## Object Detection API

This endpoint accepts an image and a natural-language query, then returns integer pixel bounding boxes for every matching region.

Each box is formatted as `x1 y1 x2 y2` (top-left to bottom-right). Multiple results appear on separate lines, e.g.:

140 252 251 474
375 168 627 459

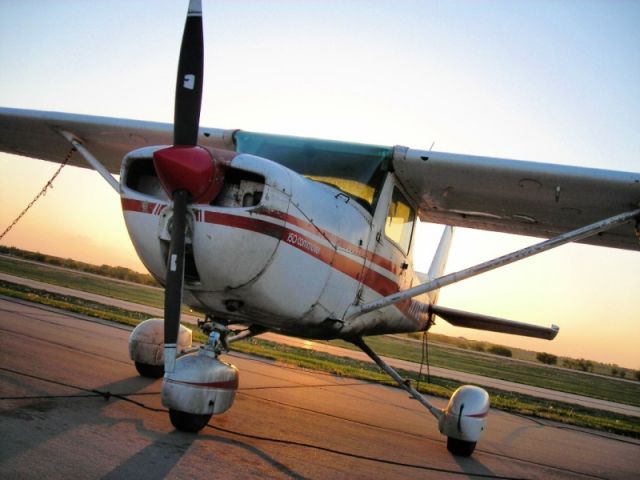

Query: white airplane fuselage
120 146 433 339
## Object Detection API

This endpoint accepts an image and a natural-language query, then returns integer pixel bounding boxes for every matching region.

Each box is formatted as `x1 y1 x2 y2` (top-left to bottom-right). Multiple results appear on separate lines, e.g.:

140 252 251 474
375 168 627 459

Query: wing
0 108 231 174
394 148 640 251
3 108 639 250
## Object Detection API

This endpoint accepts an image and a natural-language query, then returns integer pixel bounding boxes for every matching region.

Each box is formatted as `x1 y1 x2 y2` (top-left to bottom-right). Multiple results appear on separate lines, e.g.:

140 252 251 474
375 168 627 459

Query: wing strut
348 208 640 320
59 130 119 192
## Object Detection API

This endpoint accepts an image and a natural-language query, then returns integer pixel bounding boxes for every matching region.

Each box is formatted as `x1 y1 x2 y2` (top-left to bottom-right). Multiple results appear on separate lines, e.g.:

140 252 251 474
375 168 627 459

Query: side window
384 187 416 253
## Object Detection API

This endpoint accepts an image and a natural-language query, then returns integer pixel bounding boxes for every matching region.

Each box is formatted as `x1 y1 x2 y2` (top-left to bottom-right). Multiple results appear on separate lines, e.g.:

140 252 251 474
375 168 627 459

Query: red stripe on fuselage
121 200 429 323
202 211 285 240
200 210 368 286
121 198 160 214
199 210 414 316
259 210 401 276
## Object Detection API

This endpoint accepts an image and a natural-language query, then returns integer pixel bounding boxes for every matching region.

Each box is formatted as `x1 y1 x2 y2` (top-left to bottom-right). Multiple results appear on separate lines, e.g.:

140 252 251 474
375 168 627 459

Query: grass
407 331 635 378
0 279 151 327
0 256 164 309
324 336 640 407
3 254 640 405
1 278 639 439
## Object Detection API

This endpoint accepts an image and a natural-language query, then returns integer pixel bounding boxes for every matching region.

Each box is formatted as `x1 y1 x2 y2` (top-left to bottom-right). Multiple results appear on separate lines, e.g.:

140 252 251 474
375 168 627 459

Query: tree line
0 245 159 287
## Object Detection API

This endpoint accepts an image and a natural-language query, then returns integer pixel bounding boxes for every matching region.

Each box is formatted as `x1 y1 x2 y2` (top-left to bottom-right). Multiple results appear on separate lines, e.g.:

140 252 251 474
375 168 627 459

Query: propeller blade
174 0 204 146
161 1 214 372
164 189 189 373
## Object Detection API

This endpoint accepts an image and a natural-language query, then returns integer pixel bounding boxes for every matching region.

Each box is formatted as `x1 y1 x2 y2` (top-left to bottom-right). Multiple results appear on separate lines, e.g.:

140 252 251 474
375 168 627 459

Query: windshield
235 131 392 212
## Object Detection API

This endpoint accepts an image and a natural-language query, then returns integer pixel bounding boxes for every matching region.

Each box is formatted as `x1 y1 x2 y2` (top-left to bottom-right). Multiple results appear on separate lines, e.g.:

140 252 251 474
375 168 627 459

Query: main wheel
447 437 476 457
169 409 212 433
134 362 164 379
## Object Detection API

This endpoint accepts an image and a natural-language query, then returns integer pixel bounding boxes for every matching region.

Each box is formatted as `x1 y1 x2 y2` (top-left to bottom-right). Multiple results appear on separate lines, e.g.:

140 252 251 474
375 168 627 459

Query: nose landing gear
162 324 239 433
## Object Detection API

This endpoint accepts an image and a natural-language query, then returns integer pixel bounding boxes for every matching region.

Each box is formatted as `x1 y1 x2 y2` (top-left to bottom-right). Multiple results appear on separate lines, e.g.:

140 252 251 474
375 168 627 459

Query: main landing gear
128 318 193 379
351 337 489 457
130 319 488 455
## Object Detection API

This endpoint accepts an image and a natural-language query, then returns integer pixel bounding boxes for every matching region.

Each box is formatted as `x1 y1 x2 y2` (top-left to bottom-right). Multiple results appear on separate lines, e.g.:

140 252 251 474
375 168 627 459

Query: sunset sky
1 1 638 368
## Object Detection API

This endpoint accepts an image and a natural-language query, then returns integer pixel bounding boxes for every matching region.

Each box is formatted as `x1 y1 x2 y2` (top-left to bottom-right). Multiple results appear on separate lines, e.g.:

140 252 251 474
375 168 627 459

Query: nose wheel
169 409 212 433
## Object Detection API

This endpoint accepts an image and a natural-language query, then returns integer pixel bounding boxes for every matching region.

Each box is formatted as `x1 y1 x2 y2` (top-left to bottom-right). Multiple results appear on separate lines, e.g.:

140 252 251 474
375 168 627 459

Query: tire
134 362 164 379
169 409 212 433
447 437 476 457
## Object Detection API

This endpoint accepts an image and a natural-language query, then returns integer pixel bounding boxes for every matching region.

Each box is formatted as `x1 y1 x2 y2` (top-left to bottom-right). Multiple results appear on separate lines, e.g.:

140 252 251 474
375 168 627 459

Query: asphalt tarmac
3 271 637 418
1 298 638 479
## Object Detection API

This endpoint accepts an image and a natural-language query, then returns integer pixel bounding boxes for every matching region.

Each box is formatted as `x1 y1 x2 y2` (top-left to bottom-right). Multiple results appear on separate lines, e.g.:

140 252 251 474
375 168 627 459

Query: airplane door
361 176 417 302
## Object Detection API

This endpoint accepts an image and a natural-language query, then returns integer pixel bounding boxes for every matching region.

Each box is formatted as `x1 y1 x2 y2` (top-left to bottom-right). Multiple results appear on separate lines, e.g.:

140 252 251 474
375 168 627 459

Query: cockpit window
303 175 377 207
234 131 392 212
385 187 415 254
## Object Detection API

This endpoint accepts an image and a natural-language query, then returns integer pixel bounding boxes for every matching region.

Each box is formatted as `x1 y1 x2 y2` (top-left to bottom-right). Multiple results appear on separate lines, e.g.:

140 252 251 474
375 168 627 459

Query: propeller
152 0 225 373
174 0 204 146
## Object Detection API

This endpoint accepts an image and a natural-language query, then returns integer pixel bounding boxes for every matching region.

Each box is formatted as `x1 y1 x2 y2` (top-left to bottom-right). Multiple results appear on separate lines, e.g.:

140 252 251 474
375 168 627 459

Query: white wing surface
0 108 231 174
394 148 640 251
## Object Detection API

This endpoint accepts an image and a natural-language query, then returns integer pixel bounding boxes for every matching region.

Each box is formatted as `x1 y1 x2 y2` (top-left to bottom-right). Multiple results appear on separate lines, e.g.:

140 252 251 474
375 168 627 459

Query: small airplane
0 0 638 457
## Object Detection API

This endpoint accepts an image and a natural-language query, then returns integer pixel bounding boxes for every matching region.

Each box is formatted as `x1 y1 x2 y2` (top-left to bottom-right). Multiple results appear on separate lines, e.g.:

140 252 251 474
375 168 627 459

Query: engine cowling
438 385 489 444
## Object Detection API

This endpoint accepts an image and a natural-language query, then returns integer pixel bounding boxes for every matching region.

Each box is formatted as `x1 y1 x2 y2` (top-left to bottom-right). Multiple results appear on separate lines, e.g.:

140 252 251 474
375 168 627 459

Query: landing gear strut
351 337 489 457
351 337 443 418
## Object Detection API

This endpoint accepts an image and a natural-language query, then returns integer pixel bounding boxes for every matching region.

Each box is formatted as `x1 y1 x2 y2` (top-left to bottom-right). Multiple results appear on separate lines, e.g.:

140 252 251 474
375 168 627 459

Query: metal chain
416 330 431 392
0 146 76 241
